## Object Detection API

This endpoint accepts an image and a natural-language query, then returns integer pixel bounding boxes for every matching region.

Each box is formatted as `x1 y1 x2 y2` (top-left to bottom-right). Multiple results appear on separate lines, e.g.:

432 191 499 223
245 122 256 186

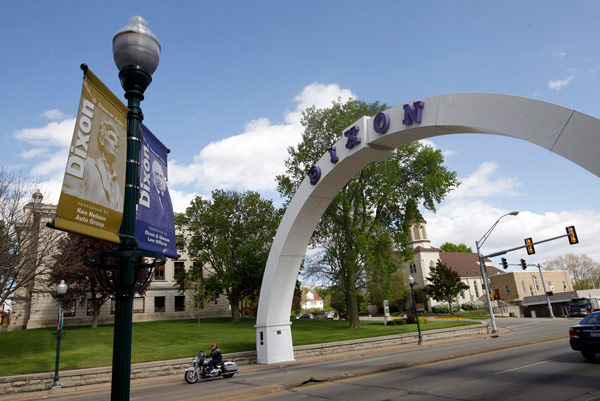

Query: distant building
397 216 504 310
489 270 574 303
301 289 324 311
8 192 230 331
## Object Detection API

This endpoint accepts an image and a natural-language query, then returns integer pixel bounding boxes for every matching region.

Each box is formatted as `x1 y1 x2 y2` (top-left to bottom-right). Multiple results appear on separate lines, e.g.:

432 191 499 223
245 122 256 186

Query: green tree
277 99 459 327
178 189 281 323
543 253 600 290
440 242 473 253
424 260 469 314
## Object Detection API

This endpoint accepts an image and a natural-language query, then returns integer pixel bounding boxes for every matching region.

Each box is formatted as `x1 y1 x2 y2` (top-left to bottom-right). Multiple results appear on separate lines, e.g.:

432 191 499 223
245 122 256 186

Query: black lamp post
408 275 423 345
51 280 68 390
110 16 160 401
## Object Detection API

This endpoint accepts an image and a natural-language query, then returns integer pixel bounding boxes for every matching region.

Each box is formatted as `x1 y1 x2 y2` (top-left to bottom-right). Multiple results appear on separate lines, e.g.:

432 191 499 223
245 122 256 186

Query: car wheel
223 373 234 378
581 351 596 361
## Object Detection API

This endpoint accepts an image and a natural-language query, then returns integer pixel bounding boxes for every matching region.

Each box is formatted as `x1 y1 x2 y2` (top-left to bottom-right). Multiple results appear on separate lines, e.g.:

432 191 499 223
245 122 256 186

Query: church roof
439 252 504 278
414 246 441 252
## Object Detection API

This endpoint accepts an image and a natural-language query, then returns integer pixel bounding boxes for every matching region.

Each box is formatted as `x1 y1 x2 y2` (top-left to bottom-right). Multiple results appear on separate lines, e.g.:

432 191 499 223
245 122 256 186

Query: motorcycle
184 349 239 383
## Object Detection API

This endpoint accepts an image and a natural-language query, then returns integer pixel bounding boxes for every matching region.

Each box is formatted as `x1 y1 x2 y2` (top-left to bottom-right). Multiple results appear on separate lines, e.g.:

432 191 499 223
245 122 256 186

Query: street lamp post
51 280 68 390
110 16 160 401
475 211 519 334
408 275 424 345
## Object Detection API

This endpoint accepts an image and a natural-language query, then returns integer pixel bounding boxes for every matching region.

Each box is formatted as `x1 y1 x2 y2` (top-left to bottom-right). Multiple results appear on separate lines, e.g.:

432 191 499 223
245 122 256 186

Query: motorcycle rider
208 342 222 375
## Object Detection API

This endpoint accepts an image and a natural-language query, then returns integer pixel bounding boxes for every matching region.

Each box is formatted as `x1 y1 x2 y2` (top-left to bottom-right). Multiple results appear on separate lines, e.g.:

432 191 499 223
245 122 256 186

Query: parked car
296 313 315 319
315 312 335 320
569 311 600 361
569 297 600 317
338 311 348 320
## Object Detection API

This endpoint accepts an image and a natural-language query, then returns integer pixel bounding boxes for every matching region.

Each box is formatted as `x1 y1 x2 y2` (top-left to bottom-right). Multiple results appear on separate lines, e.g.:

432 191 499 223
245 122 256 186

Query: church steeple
408 211 431 249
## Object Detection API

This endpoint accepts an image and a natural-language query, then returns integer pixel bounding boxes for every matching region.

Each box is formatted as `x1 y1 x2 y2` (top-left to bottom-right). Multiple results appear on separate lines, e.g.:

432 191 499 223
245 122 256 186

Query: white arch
255 93 600 363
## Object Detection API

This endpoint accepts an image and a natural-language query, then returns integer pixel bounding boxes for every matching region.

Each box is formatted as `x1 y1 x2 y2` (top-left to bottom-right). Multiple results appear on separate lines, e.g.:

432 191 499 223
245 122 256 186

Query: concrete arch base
255 93 600 364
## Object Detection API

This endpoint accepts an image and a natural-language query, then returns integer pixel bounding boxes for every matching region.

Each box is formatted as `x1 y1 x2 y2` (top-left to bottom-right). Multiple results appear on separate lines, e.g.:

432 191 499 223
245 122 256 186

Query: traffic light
566 226 579 245
520 259 527 270
501 257 508 269
524 237 535 255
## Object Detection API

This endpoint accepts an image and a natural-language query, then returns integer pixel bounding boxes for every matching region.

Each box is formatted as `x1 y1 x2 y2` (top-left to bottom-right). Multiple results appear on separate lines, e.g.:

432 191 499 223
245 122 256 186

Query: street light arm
476 211 519 249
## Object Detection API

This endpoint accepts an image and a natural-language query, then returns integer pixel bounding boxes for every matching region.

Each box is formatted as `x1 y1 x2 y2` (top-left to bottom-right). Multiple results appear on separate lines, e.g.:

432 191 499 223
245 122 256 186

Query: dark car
569 311 600 360
338 311 348 320
296 313 314 319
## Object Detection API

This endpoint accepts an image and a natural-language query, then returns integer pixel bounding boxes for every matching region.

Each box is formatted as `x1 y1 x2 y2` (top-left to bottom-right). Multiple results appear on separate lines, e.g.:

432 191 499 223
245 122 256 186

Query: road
20 317 598 401
254 339 600 401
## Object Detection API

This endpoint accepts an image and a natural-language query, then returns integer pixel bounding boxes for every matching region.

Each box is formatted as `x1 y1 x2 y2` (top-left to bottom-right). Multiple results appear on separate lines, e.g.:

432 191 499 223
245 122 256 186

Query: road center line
494 360 550 375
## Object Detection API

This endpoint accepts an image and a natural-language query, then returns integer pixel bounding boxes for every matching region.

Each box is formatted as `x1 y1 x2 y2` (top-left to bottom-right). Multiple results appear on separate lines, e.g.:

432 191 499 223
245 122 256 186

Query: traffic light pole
481 232 573 259
537 263 555 318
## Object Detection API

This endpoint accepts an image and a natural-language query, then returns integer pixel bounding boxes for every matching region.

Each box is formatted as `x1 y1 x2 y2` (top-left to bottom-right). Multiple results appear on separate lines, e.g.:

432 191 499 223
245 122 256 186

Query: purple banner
135 124 179 258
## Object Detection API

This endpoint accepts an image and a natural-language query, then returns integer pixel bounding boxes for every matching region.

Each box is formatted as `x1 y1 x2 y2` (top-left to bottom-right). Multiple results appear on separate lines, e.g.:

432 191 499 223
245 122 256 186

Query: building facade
402 217 504 309
301 289 324 311
8 192 230 331
489 270 574 303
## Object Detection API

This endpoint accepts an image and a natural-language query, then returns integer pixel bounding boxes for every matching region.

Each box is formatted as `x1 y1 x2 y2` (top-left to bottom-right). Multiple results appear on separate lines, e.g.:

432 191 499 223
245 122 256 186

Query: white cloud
421 162 600 270
553 51 567 59
446 161 519 201
168 82 356 196
41 109 70 120
424 201 600 268
12 118 74 178
547 75 574 90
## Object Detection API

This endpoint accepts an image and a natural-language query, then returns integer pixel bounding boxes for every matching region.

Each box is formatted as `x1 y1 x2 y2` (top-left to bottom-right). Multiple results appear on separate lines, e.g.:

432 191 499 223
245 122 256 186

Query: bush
432 304 449 313
387 318 407 325
461 300 485 310
406 315 429 324
431 303 460 314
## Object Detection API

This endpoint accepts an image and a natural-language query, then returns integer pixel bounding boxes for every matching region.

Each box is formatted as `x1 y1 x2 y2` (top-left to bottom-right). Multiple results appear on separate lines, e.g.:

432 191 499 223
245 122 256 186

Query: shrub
461 300 485 310
432 304 449 313
388 318 407 325
406 315 429 324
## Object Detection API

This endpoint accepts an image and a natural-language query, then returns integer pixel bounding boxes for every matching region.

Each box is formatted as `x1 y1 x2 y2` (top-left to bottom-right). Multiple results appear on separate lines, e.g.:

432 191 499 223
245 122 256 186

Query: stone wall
0 323 488 395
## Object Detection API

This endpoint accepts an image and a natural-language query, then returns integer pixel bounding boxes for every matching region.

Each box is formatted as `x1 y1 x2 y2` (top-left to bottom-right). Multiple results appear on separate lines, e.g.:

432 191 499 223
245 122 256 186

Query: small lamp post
408 275 424 345
475 211 519 333
51 280 68 390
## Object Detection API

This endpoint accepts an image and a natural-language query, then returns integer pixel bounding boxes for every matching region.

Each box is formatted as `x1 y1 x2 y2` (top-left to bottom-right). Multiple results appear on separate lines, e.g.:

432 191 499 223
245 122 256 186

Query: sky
2 1 600 273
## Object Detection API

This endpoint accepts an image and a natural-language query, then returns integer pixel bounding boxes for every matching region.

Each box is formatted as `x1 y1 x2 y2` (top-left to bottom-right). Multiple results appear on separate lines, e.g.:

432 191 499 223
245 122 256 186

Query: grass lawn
0 317 477 377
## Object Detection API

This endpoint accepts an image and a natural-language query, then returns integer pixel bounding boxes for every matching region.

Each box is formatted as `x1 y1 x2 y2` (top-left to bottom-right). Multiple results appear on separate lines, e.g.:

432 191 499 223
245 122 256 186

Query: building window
176 235 184 251
63 299 76 317
193 260 204 280
409 263 417 274
474 282 479 298
175 296 185 312
522 280 527 293
505 284 511 295
174 261 185 277
563 281 568 291
133 297 145 313
529 284 534 296
533 276 540 292
155 265 165 281
112 298 144 314
430 261 435 268
86 300 95 316
154 296 165 312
